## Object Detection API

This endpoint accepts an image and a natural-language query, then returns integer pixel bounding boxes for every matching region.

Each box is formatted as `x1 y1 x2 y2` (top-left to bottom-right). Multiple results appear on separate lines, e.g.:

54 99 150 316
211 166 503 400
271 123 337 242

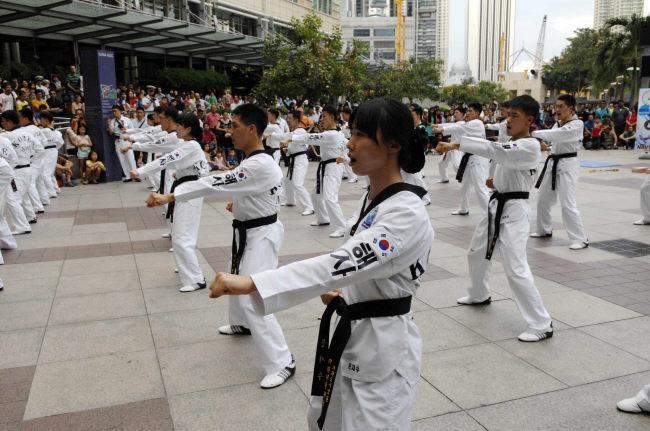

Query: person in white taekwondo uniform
0 155 17 291
437 95 553 342
434 102 490 216
107 105 136 182
263 108 283 164
0 123 31 235
206 98 433 431
338 106 358 184
18 108 47 213
634 176 650 225
437 107 466 183
145 104 295 389
123 107 167 193
0 110 42 225
125 112 208 292
269 109 314 216
486 101 510 177
283 106 347 238
529 94 589 250
37 112 64 200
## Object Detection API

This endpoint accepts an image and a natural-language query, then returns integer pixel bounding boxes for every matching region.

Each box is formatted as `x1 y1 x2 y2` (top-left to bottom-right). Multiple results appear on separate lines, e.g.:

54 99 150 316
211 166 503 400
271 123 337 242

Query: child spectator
590 118 603 150
225 148 238 169
212 149 228 171
66 124 92 177
201 123 217 148
83 151 105 184
56 154 75 187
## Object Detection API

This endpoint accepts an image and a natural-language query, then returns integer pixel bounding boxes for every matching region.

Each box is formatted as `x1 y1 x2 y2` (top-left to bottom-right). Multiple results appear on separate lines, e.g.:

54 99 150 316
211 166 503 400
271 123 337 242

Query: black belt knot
230 213 278 275
455 153 472 182
287 151 308 179
485 191 529 260
15 164 30 169
316 158 337 194
165 175 199 222
534 152 577 191
44 145 56 150
311 295 412 429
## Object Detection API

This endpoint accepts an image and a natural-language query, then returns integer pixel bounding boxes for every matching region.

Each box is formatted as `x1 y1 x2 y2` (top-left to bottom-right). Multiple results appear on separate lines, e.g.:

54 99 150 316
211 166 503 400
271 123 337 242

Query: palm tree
595 14 650 104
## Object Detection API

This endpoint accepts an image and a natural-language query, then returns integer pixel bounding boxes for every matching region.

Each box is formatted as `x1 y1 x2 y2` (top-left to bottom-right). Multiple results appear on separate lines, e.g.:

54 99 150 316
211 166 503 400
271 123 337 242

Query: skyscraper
416 0 449 76
594 0 644 29
465 0 516 82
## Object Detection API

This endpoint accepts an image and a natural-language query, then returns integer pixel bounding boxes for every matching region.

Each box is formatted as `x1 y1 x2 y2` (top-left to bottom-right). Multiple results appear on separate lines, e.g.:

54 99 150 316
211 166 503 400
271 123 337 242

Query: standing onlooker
206 104 220 136
66 124 92 177
612 101 630 138
0 83 16 112
65 64 83 104
201 123 216 148
626 105 637 132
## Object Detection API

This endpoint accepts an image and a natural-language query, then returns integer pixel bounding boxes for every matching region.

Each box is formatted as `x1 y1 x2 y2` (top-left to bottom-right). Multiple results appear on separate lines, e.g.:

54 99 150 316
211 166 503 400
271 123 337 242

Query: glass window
374 28 395 37
353 29 371 37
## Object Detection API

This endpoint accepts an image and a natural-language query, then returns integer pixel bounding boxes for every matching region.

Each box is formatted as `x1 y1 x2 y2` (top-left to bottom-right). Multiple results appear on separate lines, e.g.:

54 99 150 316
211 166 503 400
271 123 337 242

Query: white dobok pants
284 154 313 211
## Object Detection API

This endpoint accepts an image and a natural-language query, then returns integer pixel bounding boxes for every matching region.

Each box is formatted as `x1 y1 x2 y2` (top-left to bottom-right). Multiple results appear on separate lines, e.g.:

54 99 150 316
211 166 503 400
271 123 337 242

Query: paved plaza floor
1 149 650 430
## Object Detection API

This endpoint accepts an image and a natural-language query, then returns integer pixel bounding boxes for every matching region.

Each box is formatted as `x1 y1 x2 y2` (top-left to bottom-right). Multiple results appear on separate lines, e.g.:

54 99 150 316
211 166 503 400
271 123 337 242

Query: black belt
316 158 337 194
486 191 529 260
165 175 199 222
158 169 165 194
44 145 56 150
534 152 577 191
15 164 30 169
312 295 412 429
287 151 307 179
230 213 278 275
455 153 472 182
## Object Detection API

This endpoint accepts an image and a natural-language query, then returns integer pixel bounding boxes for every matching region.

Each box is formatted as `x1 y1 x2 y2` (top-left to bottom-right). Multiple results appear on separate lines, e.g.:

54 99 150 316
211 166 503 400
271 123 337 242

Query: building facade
341 0 448 73
594 0 644 29
465 0 515 82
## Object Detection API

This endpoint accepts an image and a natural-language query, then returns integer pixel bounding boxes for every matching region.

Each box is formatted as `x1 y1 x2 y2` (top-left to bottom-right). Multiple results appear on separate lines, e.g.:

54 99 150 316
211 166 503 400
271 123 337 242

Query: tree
542 28 599 94
158 68 229 93
594 14 650 103
440 79 509 106
252 13 368 104
367 58 442 102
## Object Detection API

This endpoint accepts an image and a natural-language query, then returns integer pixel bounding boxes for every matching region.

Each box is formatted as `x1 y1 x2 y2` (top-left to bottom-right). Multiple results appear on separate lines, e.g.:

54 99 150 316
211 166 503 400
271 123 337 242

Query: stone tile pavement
1 149 650 430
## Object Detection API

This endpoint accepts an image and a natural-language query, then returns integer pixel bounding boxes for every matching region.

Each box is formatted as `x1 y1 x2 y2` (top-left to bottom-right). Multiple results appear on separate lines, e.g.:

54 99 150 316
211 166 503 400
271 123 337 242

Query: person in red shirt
201 123 217 149
205 104 221 135
590 117 603 150
626 107 637 132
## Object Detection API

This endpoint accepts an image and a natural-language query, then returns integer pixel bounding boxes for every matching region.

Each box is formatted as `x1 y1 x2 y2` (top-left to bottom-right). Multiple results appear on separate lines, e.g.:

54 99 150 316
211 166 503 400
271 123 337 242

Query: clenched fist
209 272 256 298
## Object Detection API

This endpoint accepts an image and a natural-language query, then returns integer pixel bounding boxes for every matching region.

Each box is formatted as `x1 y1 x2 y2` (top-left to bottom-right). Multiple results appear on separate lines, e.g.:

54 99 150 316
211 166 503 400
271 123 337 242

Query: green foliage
253 12 368 104
158 68 229 93
0 62 47 81
542 28 599 93
367 58 442 102
441 80 509 106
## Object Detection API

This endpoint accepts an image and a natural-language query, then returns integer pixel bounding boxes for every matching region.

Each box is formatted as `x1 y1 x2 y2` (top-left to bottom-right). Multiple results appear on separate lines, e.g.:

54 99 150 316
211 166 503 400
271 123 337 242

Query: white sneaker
310 221 330 226
260 357 296 389
218 324 251 335
518 323 553 342
457 296 491 306
617 389 650 413
530 232 553 238
301 209 315 216
451 209 469 216
569 241 589 250
161 233 171 239
633 218 650 225
174 268 179 273
329 231 345 238
169 247 174 252
347 178 358 183
179 280 206 293
280 202 295 207
11 230 31 235
0 280 4 291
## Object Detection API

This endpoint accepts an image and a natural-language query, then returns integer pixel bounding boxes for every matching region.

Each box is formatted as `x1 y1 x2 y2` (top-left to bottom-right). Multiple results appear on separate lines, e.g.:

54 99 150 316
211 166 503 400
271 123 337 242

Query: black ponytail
350 97 425 174
177 113 202 141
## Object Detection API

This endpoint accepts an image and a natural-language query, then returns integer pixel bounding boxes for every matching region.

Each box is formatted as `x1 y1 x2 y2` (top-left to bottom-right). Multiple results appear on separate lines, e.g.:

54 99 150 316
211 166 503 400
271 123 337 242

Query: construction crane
396 0 405 62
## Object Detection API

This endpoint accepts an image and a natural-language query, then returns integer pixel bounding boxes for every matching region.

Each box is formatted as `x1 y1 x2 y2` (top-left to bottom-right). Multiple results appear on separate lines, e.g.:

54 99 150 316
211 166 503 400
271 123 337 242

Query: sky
448 0 650 74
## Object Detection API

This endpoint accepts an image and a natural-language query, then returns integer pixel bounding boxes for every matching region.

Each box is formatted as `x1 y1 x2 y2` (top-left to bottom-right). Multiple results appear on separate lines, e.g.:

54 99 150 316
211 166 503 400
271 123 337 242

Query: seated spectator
619 125 636 150
31 89 49 111
583 113 594 147
601 124 618 149
83 151 105 184
66 124 92 176
15 90 28 111
47 87 65 115
56 154 75 187
226 148 239 169
201 123 216 148
212 149 229 171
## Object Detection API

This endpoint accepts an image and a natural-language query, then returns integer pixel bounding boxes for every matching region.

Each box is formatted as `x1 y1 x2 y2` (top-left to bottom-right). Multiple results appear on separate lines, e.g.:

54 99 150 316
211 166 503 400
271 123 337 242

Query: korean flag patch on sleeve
372 232 397 259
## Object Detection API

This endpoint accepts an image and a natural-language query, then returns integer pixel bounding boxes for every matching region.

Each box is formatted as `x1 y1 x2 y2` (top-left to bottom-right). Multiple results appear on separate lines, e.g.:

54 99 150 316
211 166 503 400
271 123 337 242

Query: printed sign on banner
636 88 650 150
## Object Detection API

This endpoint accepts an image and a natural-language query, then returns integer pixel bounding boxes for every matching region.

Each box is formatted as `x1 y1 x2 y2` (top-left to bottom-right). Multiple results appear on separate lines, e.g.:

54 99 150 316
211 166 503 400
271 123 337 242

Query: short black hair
177 113 202 141
268 107 280 119
321 105 338 121
146 113 154 121
39 111 54 122
111 104 122 111
153 106 165 115
467 102 482 113
410 103 424 116
160 106 178 123
288 109 302 121
349 97 425 174
454 106 467 115
341 106 352 115
0 110 19 125
232 103 267 137
501 101 511 108
19 107 34 122
136 106 145 112
508 95 540 121
557 94 576 109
